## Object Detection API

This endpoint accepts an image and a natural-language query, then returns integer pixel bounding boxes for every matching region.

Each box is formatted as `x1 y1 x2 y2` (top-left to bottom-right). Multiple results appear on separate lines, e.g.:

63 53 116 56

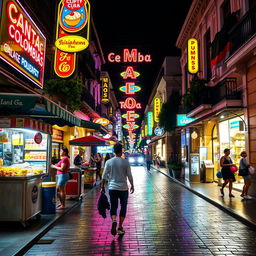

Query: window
249 0 256 7
204 29 212 81
221 0 231 26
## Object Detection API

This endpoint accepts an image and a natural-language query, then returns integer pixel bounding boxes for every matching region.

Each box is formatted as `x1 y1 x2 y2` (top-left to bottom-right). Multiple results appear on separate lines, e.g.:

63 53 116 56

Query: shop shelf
24 149 47 151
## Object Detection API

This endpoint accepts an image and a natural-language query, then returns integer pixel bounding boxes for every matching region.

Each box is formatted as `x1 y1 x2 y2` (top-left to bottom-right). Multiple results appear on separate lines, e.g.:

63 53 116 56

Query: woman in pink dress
51 147 70 209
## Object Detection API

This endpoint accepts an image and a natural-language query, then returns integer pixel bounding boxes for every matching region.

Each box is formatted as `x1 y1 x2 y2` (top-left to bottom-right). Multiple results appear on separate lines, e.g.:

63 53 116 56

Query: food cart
69 135 109 188
0 117 52 225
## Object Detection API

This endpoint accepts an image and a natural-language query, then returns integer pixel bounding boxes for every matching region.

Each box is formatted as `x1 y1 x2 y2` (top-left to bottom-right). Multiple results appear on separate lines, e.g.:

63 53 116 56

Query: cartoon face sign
60 0 88 32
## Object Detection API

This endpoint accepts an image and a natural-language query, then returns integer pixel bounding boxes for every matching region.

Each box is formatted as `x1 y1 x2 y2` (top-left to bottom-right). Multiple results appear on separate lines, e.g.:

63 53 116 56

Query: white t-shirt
102 156 133 191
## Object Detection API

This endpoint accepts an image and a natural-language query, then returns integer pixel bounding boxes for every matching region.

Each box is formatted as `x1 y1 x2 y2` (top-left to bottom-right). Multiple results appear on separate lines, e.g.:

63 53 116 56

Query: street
25 166 256 256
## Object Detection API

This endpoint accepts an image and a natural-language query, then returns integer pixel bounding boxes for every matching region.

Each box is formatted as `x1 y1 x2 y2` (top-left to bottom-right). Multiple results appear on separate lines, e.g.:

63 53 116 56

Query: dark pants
146 161 151 171
109 190 128 217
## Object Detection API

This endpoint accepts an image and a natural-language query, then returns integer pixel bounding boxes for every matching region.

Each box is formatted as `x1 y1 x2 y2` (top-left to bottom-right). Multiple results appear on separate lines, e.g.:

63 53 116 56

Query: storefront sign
177 114 196 126
188 38 199 74
34 132 43 144
100 77 109 104
52 129 64 141
93 117 110 126
55 35 89 52
108 49 152 63
123 123 139 130
120 66 140 79
153 98 161 123
147 112 153 136
54 0 90 78
122 111 139 121
119 83 141 94
154 127 165 137
0 0 46 88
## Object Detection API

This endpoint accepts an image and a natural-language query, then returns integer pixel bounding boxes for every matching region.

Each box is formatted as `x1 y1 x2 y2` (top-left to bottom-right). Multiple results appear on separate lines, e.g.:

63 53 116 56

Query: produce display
0 167 44 177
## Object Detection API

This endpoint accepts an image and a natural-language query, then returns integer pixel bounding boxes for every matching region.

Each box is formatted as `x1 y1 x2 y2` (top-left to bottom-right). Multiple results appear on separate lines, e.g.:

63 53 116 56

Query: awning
69 135 110 146
81 120 108 135
0 93 81 127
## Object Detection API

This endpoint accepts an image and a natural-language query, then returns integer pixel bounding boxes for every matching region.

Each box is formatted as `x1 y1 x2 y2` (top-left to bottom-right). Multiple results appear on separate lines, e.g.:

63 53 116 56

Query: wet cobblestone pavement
25 167 256 255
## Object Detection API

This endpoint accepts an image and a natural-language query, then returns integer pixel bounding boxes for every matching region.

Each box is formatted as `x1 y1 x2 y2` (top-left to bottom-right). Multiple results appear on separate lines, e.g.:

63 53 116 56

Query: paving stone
24 166 256 255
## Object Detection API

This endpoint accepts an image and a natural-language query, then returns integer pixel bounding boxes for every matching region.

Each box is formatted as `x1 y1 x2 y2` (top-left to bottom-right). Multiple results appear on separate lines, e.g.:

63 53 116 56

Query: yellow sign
55 35 89 52
93 118 110 126
188 38 199 74
154 98 161 123
100 77 109 104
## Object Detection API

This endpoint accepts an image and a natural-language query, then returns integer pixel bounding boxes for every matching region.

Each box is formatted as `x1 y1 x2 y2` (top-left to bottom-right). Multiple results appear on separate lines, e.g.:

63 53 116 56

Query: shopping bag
249 166 255 175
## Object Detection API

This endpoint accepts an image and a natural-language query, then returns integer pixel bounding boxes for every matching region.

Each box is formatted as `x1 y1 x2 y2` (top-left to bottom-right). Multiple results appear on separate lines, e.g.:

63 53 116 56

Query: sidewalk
151 165 256 229
0 188 92 256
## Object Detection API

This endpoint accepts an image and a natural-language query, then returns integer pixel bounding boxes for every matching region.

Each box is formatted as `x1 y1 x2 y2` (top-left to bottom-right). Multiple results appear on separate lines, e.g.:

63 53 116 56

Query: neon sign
120 97 142 109
122 111 140 121
100 77 109 104
108 49 152 63
123 124 139 130
0 0 46 88
147 112 153 136
54 0 90 78
188 38 199 74
120 66 140 79
93 117 110 126
176 114 196 126
119 83 141 94
154 98 161 123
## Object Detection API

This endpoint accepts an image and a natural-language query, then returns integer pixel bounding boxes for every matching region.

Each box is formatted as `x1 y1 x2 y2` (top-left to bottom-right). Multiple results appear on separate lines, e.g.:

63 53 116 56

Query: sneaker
244 195 253 199
111 221 117 236
117 227 125 235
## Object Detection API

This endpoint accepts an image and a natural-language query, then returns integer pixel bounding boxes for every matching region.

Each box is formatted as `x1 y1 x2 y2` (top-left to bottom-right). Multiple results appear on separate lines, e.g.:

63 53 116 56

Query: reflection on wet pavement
25 166 256 255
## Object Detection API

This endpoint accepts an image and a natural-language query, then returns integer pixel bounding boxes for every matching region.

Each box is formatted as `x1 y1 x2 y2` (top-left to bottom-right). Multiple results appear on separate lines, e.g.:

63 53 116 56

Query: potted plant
168 161 183 179
43 78 84 112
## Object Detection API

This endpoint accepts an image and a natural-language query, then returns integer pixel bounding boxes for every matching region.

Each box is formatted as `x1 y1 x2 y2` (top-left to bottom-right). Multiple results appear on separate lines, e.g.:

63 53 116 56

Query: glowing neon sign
120 66 140 79
100 77 109 104
0 0 46 88
154 98 161 123
147 112 153 136
122 111 140 121
123 124 139 130
119 83 141 94
120 97 142 109
54 0 90 78
93 117 110 126
108 49 152 63
188 38 199 74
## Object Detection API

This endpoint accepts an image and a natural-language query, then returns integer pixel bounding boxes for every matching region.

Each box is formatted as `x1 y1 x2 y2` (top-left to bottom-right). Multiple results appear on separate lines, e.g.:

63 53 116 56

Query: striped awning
0 93 81 127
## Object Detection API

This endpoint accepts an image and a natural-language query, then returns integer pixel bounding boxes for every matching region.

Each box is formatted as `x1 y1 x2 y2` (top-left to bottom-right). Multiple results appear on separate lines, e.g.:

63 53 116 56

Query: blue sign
177 114 196 126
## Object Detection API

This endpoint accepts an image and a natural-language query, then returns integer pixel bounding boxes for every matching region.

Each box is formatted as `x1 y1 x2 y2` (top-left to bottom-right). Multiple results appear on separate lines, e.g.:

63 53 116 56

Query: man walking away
146 152 151 171
101 143 134 236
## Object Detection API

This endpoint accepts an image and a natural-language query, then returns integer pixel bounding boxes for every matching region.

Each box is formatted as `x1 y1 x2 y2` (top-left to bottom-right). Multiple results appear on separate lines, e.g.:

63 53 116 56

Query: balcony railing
229 6 256 55
186 77 240 114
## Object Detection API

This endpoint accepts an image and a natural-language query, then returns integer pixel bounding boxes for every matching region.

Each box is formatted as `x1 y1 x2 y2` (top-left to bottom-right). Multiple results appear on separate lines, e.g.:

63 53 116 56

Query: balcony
186 78 242 118
229 6 256 56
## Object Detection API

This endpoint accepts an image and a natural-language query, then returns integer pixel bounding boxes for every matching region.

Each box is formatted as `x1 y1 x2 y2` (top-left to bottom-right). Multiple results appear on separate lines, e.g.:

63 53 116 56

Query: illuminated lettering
188 38 199 74
154 98 161 123
120 97 141 109
120 66 140 79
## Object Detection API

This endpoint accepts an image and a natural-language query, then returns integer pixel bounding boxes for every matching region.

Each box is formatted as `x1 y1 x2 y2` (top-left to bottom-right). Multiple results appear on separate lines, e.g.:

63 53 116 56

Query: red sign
108 49 152 63
64 0 85 11
120 97 142 109
0 0 46 88
34 132 43 144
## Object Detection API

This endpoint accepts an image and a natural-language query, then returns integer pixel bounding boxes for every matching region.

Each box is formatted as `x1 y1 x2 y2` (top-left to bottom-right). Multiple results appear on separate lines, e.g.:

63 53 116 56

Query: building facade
176 0 256 188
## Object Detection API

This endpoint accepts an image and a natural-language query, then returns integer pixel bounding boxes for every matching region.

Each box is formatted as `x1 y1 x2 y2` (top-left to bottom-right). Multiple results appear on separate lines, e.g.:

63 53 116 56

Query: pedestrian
51 146 70 209
95 153 102 181
104 153 111 167
239 151 252 199
73 147 85 166
145 151 151 171
220 148 235 198
101 143 134 236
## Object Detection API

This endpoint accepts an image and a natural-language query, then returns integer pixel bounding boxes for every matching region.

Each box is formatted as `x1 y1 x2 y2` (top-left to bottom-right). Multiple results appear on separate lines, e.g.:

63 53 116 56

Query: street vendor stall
69 135 109 188
0 117 52 225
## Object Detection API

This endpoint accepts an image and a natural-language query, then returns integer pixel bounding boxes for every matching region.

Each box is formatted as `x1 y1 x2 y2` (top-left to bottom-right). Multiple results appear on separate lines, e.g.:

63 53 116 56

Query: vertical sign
100 77 109 104
188 38 199 74
54 0 90 78
147 112 153 136
154 98 161 123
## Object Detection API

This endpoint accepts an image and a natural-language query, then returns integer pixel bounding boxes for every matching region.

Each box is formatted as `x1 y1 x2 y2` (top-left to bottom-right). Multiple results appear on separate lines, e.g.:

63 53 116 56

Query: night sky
91 1 193 140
